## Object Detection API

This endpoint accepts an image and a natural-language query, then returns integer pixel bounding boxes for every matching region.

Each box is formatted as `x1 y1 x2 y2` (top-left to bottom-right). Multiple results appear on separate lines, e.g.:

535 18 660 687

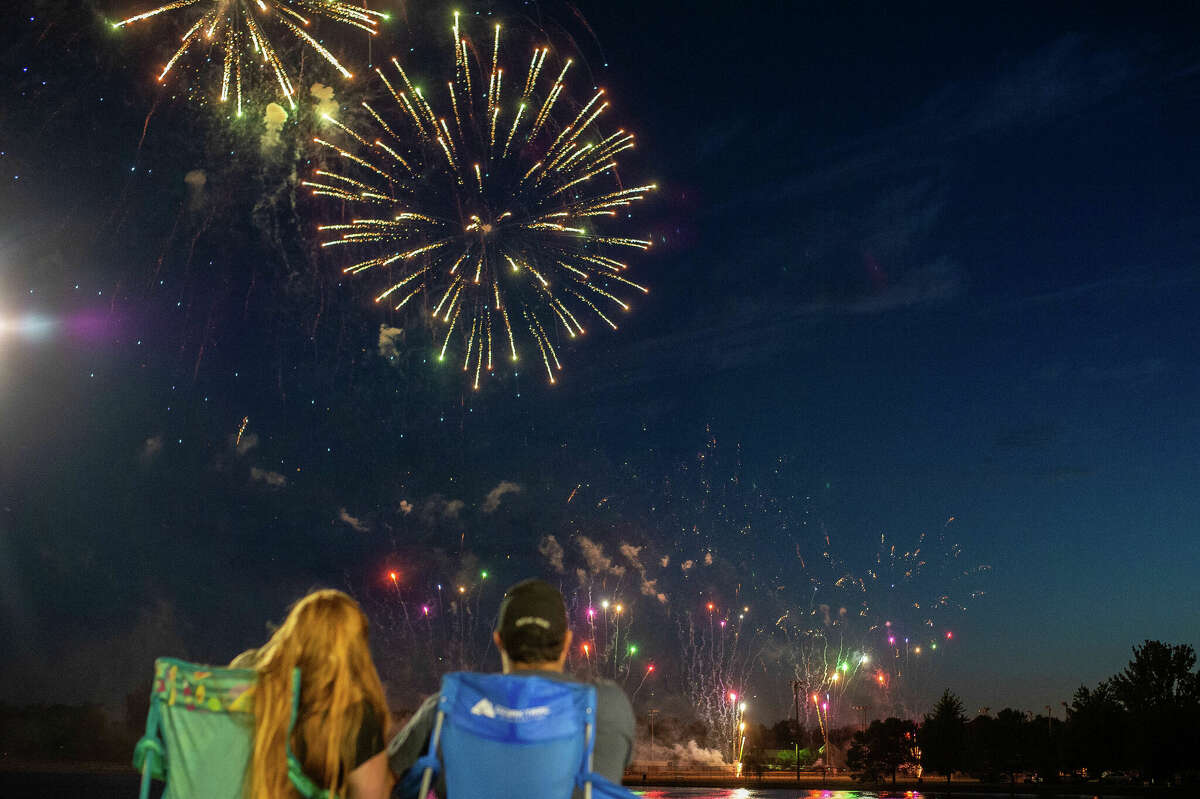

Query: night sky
2 0 1199 726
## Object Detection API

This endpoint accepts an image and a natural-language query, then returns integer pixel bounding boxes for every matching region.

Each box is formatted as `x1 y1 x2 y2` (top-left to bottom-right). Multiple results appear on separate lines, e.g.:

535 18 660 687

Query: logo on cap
514 616 551 629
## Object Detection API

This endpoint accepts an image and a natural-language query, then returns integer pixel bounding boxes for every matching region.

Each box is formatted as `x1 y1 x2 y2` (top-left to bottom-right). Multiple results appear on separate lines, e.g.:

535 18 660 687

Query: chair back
415 672 640 799
133 659 256 799
133 658 329 799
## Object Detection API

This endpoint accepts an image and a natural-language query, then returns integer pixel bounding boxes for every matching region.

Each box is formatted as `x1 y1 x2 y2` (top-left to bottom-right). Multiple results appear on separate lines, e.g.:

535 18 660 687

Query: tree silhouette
919 689 968 783
1064 681 1126 778
847 717 918 784
1110 640 1200 780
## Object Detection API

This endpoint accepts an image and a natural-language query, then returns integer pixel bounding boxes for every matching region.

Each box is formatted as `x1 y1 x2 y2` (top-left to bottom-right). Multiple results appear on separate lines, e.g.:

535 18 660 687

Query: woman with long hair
245 589 393 799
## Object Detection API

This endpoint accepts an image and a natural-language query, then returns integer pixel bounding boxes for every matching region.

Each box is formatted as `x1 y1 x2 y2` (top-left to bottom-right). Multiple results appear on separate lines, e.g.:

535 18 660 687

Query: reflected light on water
631 790 978 799
630 790 1106 799
632 790 898 799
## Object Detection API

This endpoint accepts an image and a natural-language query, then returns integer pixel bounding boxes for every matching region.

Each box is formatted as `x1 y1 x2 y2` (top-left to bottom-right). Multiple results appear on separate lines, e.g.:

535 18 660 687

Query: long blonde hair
247 590 390 799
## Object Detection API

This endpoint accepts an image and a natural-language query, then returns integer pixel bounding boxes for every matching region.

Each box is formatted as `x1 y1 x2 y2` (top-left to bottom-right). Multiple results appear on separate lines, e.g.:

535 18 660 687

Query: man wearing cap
386 578 636 797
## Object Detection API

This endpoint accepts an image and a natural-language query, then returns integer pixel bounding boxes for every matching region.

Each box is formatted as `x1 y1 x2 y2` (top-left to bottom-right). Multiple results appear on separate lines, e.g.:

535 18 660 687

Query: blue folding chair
409 672 637 799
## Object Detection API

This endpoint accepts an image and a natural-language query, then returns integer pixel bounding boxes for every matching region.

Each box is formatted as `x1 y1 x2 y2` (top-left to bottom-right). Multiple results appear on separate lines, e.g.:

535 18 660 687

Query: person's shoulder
588 678 633 712
587 676 626 694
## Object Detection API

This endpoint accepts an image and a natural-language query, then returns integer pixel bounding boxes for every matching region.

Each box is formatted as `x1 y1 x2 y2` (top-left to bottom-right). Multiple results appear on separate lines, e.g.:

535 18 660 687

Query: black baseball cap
496 579 569 651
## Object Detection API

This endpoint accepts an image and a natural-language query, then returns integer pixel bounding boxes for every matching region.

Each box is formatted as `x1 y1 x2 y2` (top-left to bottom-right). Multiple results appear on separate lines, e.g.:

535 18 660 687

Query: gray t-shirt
387 670 634 798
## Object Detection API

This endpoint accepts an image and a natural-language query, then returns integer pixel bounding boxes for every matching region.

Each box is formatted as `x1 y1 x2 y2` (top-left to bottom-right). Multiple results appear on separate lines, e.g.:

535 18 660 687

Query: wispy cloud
259 103 287 151
138 435 163 462
250 467 287 488
539 534 565 573
591 35 1141 391
481 481 522 514
311 83 338 118
620 543 667 603
337 508 367 532
417 496 464 522
378 325 404 361
234 432 259 456
577 536 625 577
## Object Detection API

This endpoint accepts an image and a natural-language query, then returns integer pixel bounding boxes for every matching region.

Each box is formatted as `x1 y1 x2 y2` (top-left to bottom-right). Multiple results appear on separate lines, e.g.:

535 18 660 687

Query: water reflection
632 790 1104 799
633 789 913 798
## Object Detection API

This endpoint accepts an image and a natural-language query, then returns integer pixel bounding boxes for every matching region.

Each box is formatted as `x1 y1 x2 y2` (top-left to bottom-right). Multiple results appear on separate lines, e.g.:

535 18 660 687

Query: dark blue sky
1 0 1198 722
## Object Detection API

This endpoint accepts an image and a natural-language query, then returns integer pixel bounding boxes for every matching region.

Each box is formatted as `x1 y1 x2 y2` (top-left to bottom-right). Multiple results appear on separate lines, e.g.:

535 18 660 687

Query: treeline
0 692 147 764
848 640 1199 785
0 704 137 763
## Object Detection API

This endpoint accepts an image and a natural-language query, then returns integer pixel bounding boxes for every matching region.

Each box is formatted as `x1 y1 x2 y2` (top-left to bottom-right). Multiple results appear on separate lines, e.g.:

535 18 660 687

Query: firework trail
778 618 872 729
855 523 990 717
569 594 644 684
311 13 655 388
677 600 764 756
551 535 653 686
112 0 385 114
363 561 497 698
638 428 989 722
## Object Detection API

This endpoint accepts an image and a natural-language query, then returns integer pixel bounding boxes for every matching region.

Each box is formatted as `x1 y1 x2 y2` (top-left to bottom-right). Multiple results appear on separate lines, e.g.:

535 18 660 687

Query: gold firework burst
310 13 655 389
112 0 386 114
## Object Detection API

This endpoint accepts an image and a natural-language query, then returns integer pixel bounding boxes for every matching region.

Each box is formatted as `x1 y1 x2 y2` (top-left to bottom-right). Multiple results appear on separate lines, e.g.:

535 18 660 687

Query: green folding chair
133 657 331 799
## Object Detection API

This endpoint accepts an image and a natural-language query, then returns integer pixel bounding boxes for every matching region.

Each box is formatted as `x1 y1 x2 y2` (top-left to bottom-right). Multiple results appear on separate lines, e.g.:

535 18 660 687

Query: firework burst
311 14 655 388
112 0 384 114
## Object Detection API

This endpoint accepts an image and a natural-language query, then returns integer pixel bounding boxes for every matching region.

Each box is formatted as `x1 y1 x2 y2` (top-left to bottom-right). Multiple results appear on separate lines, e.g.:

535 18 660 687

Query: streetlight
648 709 659 759
791 680 803 782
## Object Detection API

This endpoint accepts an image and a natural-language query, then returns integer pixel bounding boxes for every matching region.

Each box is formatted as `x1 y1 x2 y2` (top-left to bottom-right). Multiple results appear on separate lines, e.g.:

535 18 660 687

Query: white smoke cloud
482 480 522 513
577 536 625 576
538 535 565 573
235 432 259 456
310 82 338 117
378 324 404 360
337 508 367 532
183 169 206 210
250 467 287 488
619 543 667 603
418 495 464 523
619 543 643 564
634 739 728 767
260 102 288 150
640 577 667 604
139 435 163 462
